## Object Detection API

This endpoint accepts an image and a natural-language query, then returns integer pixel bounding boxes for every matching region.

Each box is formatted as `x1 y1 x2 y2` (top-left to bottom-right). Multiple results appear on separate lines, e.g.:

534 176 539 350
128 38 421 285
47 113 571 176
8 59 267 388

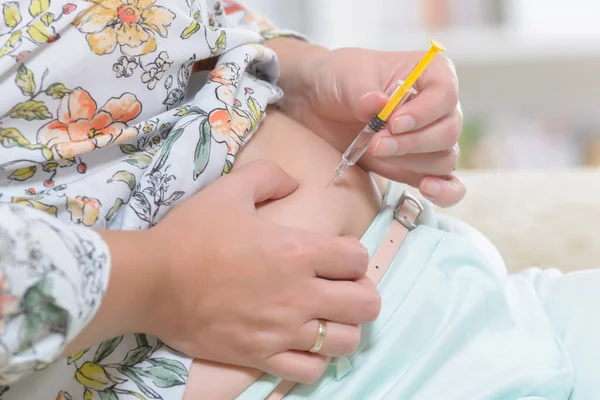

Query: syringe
327 40 447 187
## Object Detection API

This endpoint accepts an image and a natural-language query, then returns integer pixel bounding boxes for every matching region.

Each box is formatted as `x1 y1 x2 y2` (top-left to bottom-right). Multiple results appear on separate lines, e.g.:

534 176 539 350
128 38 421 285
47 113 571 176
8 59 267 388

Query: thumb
355 91 388 123
233 160 299 207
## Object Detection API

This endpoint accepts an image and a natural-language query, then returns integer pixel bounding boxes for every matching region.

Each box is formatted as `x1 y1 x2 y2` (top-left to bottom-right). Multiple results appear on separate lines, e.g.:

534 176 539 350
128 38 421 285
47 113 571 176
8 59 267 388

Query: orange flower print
0 270 19 334
208 62 240 86
67 196 101 227
206 63 252 155
74 0 175 56
37 88 142 159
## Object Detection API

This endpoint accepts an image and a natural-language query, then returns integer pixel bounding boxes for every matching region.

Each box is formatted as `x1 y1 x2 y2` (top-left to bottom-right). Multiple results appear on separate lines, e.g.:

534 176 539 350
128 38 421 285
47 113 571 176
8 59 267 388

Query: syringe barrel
342 124 378 165
342 80 416 167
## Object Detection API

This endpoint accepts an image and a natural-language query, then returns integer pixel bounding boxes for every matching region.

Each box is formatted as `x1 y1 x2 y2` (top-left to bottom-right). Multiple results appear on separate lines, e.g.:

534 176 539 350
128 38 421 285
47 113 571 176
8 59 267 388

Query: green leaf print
147 358 188 378
135 333 149 347
151 127 184 174
67 348 89 364
0 127 30 148
8 165 36 181
105 198 124 222
180 20 200 39
119 144 139 155
222 160 233 175
108 170 137 190
0 31 22 58
0 386 9 396
3 2 21 28
161 191 184 207
19 278 69 351
193 118 211 180
213 30 227 55
42 161 58 172
119 368 162 400
121 346 152 368
9 100 51 121
94 336 124 363
15 65 35 97
132 362 187 388
45 83 71 99
130 192 151 223
247 96 263 130
175 106 206 117
126 154 152 169
98 390 119 400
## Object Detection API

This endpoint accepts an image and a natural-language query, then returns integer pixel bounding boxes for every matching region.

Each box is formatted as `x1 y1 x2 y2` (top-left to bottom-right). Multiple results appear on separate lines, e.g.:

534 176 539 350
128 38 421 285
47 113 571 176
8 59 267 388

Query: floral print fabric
0 0 297 398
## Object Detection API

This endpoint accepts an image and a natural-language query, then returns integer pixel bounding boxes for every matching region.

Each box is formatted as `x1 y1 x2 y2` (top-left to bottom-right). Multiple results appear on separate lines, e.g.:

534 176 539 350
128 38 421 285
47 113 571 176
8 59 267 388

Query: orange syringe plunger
375 39 446 124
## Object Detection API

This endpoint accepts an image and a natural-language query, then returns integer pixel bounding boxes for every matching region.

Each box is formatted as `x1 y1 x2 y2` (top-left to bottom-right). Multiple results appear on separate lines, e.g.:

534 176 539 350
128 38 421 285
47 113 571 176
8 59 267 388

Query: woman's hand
139 160 378 383
269 39 466 207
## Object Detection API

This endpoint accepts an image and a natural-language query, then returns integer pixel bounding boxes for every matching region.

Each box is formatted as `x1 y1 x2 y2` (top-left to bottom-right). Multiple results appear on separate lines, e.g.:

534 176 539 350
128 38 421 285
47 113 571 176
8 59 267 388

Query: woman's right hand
143 160 380 383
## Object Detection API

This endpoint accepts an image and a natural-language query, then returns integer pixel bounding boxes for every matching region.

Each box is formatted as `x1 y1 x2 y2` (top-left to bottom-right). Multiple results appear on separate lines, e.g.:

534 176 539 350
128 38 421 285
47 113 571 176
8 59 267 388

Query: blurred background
243 0 600 170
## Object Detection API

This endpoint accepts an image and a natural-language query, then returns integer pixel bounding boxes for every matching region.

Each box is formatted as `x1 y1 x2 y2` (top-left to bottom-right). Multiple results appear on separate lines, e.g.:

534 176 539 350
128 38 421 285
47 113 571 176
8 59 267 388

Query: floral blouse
0 0 299 398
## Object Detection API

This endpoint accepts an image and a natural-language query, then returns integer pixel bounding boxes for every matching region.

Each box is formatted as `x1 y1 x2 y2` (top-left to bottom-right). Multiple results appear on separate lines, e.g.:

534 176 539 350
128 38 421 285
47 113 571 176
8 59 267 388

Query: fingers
263 351 329 384
356 157 466 208
294 320 360 357
419 174 466 208
310 276 381 325
369 108 462 157
302 234 369 280
356 91 389 123
231 160 299 207
388 56 459 135
373 144 460 176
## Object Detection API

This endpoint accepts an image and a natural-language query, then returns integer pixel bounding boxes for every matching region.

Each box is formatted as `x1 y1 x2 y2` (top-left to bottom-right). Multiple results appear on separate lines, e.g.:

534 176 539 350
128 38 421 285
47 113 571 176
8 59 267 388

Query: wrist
265 37 329 100
63 229 167 355
88 230 166 336
118 228 170 335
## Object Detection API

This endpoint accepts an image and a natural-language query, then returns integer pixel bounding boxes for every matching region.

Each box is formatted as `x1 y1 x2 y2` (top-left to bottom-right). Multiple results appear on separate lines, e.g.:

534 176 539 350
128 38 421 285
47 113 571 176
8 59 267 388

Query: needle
326 175 338 188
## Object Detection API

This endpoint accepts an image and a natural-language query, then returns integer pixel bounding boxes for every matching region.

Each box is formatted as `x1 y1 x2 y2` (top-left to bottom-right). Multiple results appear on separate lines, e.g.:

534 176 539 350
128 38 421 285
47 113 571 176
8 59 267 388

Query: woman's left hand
278 45 466 207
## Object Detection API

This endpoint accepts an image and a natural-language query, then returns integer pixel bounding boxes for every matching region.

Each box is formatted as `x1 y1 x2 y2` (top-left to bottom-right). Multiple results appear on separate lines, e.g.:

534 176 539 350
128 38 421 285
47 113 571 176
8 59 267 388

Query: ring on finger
309 319 327 354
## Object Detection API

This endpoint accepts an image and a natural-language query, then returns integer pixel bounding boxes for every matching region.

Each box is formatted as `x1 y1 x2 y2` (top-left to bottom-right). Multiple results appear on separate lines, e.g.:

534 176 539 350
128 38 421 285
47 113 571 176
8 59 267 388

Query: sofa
432 168 600 274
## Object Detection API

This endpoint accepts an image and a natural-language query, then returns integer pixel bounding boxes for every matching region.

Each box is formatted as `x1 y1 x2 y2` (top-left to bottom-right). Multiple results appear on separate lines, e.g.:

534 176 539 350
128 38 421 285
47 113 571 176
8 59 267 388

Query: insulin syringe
327 40 446 187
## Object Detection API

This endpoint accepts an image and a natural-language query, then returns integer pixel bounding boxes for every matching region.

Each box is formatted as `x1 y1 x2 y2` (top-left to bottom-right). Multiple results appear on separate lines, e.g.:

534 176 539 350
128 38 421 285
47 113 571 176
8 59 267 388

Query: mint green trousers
239 183 598 400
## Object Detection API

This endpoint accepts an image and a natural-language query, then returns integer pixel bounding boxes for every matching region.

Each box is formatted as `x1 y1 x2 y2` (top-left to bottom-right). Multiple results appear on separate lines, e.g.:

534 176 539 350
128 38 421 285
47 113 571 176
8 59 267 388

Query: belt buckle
393 191 424 231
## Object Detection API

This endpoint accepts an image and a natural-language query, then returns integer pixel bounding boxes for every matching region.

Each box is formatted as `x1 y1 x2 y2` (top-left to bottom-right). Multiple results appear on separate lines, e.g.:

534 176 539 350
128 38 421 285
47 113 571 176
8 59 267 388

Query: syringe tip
326 176 336 188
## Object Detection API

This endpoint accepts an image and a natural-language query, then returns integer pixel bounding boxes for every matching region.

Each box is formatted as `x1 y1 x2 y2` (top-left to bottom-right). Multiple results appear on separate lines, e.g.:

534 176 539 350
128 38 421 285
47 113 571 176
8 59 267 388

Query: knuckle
445 84 459 108
444 55 457 74
440 149 459 175
252 159 281 178
454 143 461 158
252 328 284 355
278 236 314 265
398 133 418 153
446 116 462 144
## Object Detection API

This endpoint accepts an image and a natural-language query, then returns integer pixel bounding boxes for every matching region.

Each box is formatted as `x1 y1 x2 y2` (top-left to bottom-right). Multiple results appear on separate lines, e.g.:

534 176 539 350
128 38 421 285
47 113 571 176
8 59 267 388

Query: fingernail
373 138 398 157
422 180 442 197
392 115 416 134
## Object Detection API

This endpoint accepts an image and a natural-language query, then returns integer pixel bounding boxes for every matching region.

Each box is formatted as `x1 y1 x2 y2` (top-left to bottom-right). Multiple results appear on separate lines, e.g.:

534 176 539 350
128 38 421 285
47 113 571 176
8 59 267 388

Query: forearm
63 229 166 356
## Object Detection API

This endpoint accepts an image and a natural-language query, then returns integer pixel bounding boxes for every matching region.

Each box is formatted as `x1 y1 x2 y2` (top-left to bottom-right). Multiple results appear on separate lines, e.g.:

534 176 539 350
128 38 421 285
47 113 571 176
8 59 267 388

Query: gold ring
309 319 327 353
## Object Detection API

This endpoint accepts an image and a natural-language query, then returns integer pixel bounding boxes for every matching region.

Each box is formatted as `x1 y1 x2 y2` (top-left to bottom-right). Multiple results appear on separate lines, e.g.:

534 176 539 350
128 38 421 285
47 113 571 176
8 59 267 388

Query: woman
0 0 463 398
